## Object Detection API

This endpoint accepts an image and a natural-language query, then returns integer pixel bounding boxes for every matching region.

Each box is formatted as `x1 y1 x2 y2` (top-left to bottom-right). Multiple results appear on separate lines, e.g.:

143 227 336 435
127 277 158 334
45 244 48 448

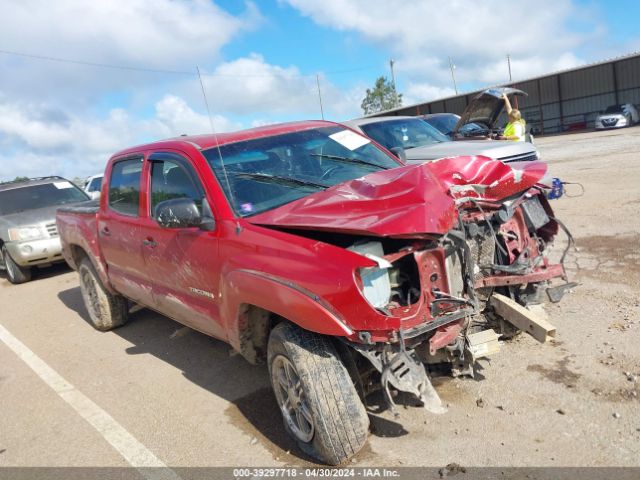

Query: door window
149 157 203 219
108 158 143 216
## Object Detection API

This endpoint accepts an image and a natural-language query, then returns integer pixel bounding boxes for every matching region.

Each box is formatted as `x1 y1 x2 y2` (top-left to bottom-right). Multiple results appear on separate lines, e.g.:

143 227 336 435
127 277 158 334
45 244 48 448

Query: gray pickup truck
0 176 90 284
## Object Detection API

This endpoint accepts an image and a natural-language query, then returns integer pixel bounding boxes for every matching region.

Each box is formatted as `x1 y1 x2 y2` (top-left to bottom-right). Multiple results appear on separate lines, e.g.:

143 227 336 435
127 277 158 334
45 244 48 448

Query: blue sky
0 0 639 180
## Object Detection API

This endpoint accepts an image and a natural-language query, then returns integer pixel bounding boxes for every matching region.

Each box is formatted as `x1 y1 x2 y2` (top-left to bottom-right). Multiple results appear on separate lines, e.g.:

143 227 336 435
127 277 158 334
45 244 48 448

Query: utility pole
389 59 397 107
449 57 458 95
316 74 324 120
507 54 512 82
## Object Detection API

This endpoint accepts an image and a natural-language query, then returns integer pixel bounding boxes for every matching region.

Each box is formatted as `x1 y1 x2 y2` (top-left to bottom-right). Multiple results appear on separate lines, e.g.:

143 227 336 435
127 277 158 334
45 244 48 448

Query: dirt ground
0 127 639 470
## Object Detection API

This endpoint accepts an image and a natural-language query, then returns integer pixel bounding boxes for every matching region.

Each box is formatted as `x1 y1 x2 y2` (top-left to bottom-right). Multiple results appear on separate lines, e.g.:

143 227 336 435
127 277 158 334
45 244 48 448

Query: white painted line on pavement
0 323 181 480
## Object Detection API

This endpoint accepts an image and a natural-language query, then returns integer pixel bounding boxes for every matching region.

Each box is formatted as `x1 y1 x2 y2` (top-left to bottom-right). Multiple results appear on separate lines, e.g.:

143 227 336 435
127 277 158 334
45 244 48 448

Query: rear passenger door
98 156 154 306
138 151 224 339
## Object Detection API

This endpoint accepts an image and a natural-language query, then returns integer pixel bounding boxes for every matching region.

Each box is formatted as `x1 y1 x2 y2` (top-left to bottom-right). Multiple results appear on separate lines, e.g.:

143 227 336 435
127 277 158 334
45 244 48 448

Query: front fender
221 269 354 352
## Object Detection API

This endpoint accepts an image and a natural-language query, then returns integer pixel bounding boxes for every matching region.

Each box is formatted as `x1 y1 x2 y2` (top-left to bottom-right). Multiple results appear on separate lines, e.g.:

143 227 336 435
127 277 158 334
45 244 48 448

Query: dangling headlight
350 241 392 309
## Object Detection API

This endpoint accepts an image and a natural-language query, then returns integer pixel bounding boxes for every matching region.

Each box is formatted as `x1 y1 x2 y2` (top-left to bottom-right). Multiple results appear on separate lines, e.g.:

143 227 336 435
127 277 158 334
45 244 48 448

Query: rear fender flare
68 244 116 295
221 269 353 353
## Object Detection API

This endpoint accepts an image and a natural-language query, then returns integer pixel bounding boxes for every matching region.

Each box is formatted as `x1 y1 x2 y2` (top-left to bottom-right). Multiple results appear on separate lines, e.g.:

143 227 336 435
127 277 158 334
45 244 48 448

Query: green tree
13 176 29 182
360 76 402 115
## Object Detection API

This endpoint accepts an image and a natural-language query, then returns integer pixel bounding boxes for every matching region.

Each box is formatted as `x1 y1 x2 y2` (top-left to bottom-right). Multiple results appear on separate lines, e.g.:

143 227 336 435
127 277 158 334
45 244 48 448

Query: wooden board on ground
490 293 556 343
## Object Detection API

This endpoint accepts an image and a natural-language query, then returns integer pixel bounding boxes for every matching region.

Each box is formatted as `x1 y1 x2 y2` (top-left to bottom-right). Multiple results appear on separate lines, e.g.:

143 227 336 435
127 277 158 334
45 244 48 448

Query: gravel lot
1 127 639 470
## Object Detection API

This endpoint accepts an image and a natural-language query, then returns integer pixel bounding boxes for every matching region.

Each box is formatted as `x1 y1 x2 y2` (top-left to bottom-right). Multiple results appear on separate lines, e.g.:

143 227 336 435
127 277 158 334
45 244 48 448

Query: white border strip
0 323 181 480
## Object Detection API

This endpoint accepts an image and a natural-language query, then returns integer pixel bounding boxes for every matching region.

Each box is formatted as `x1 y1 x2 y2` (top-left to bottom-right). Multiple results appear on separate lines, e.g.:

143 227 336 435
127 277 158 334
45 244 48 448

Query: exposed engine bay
343 188 574 414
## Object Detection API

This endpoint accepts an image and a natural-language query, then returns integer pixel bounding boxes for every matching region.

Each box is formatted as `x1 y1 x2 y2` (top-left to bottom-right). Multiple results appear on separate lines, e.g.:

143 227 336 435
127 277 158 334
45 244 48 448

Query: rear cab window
108 158 143 216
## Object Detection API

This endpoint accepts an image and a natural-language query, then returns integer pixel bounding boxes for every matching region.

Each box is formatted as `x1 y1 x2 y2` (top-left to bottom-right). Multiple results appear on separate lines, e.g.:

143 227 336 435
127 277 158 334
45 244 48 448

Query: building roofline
367 51 640 117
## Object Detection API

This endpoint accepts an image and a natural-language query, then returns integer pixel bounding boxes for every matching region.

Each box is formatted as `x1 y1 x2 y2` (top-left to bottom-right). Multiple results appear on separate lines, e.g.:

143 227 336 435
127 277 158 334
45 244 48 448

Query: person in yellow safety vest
500 93 526 141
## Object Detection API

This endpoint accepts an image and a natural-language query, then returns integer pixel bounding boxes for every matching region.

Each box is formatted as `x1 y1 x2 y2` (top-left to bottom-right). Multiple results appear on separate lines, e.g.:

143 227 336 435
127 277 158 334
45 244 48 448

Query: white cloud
0 95 243 181
164 53 362 121
0 0 261 104
1 0 260 67
284 0 599 101
0 1 342 180
149 95 242 136
403 84 457 106
201 54 319 115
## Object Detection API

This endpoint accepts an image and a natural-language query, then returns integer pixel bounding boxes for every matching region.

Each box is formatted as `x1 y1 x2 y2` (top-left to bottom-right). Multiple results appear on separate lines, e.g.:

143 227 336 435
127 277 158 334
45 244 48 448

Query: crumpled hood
248 156 549 237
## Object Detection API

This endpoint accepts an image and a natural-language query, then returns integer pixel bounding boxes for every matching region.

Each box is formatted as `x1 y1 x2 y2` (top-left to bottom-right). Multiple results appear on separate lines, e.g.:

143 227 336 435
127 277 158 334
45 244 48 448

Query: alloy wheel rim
271 355 314 443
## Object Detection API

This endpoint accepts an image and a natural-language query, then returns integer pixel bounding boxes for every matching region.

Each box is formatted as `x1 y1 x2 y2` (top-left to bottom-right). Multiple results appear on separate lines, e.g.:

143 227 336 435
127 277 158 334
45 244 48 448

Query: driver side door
138 151 225 340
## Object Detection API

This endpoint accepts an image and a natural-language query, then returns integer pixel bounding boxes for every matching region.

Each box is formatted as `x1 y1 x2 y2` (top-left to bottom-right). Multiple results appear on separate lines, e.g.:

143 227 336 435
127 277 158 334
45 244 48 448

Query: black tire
78 257 128 331
267 322 369 465
1 245 32 284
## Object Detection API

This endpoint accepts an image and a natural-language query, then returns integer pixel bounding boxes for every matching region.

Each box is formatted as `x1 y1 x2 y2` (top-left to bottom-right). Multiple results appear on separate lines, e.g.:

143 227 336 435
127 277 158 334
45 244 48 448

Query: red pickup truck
57 120 572 464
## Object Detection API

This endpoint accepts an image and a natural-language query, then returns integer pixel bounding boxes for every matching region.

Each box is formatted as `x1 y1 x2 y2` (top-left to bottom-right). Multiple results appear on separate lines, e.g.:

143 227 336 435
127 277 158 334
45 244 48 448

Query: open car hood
247 156 549 237
453 88 527 135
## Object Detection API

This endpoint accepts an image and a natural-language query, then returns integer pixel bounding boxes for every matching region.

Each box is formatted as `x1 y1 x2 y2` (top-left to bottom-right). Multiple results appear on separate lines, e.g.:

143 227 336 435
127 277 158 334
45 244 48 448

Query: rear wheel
78 257 128 330
267 322 369 465
1 245 31 284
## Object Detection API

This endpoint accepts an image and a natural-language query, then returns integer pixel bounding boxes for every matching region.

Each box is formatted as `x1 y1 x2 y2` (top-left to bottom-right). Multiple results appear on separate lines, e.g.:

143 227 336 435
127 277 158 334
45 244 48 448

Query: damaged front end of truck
356 157 575 413
251 155 574 415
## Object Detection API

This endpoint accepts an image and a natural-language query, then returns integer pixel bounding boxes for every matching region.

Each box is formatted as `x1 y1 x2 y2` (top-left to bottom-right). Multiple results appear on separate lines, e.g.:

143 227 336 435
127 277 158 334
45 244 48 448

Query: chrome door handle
142 239 157 248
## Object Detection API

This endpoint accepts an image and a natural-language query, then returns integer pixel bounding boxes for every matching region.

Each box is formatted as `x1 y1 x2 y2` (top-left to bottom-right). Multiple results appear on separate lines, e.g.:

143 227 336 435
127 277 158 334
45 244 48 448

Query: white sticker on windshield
53 181 73 189
329 130 370 151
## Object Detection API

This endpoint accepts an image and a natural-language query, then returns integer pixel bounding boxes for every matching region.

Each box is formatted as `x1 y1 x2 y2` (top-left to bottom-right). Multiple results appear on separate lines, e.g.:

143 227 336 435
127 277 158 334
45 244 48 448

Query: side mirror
389 146 407 162
155 198 202 229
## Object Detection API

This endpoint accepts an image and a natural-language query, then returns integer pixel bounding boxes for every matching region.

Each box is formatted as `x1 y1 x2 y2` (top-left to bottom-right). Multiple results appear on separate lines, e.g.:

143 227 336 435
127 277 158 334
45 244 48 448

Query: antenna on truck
196 65 236 207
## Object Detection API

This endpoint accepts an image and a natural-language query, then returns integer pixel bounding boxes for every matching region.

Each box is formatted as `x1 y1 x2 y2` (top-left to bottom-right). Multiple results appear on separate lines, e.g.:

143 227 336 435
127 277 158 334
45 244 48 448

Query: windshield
202 126 400 217
87 176 103 192
422 115 459 136
359 118 450 151
423 115 487 138
0 181 89 215
604 105 624 114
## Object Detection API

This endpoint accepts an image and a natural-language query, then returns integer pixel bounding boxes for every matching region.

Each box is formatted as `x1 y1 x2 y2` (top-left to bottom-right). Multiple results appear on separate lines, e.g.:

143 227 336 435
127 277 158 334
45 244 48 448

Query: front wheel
267 322 369 465
1 245 31 284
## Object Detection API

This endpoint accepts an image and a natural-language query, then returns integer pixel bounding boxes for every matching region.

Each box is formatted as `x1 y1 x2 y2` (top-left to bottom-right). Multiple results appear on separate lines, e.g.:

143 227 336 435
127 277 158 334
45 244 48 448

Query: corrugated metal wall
375 54 640 134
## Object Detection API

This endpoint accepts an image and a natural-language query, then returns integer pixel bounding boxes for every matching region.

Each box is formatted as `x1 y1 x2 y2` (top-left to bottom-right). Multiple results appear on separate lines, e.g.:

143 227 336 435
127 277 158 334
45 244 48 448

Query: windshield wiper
310 153 387 169
233 172 329 190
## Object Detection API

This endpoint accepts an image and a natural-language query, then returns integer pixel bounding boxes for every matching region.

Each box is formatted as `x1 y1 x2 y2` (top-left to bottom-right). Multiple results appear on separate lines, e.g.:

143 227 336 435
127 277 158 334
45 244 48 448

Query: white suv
83 174 103 200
